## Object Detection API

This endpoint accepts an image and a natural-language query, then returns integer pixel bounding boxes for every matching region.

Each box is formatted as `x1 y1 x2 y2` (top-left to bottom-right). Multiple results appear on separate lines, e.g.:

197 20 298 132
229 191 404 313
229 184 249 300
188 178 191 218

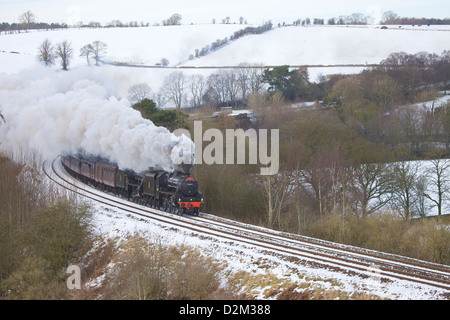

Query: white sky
0 0 449 25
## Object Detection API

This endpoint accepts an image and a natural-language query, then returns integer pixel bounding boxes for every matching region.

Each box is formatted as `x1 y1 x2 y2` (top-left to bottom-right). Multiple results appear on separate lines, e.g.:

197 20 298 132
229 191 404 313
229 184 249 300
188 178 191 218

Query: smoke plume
0 66 193 172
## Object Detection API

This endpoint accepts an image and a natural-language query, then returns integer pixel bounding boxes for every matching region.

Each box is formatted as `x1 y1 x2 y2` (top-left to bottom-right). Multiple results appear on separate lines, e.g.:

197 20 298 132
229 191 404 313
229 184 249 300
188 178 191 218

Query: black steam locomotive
61 154 204 215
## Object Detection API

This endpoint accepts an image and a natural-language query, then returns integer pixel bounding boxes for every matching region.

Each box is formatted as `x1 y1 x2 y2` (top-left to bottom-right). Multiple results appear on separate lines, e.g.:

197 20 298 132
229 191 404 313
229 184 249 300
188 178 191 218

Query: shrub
304 212 450 265
0 155 92 299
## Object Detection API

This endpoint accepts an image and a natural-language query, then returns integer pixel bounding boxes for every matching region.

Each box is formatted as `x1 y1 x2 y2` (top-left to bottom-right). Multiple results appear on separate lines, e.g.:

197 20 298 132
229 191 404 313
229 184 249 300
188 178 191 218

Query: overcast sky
0 0 449 25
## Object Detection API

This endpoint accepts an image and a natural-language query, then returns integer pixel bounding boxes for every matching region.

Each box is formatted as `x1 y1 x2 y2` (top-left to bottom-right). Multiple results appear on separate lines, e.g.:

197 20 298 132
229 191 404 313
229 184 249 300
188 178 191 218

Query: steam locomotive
61 154 204 215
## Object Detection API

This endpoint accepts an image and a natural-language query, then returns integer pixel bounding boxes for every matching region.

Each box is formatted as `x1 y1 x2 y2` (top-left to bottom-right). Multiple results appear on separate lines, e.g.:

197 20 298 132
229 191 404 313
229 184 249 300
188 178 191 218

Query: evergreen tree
262 65 308 100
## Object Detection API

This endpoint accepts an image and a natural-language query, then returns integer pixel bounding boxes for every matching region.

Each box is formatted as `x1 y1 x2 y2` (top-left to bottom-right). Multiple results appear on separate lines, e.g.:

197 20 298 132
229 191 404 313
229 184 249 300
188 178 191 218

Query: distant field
185 25 450 66
1 24 449 85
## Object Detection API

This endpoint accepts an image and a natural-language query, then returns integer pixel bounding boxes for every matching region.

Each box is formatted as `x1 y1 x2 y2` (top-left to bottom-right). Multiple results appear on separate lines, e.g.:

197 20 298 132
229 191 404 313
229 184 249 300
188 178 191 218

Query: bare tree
160 58 169 67
79 44 93 65
154 92 168 109
37 38 55 66
436 102 450 151
248 66 265 94
222 16 231 24
188 74 206 108
163 13 182 26
18 10 36 27
162 72 186 109
55 40 73 70
223 70 240 103
382 11 400 24
91 41 107 65
390 161 422 220
207 73 227 104
351 163 393 216
297 147 346 216
207 70 241 105
235 65 266 100
364 74 400 110
236 66 251 101
423 158 450 216
128 83 152 104
395 105 424 153
414 175 429 218
258 170 295 228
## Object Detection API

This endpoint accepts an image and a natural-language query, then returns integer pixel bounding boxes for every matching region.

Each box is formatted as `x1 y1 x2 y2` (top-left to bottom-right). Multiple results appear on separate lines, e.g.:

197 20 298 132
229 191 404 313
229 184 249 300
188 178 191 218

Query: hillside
185 25 450 66
0 24 245 72
184 24 450 80
1 24 449 83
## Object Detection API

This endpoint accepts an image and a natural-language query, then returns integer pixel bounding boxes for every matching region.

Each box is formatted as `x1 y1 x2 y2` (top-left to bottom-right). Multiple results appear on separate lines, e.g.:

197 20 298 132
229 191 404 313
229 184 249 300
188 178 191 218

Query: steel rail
43 156 450 291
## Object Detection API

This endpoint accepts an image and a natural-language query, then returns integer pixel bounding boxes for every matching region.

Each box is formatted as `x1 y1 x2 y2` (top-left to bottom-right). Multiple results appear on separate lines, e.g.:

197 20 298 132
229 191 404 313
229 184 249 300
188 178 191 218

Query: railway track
43 156 450 294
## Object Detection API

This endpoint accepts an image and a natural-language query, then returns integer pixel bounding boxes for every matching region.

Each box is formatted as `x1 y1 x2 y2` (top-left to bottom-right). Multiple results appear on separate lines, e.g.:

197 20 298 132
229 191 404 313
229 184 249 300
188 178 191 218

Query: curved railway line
43 156 450 294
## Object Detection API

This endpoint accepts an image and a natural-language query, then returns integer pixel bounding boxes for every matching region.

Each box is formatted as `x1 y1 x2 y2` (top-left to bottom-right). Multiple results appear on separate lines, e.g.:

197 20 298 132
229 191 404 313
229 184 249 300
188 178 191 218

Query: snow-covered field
1 24 449 83
0 24 244 68
186 25 450 66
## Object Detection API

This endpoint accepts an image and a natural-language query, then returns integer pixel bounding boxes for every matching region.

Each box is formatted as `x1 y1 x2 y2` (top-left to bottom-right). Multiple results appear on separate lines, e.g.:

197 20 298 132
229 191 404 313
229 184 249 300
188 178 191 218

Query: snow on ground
3 24 450 299
406 92 450 111
185 25 450 66
183 24 450 81
1 24 449 86
86 198 449 300
51 159 447 300
0 24 245 68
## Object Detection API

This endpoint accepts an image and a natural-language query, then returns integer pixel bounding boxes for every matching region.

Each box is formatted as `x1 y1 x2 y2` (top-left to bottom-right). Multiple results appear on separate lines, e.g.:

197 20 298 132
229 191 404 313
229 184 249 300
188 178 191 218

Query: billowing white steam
0 66 194 172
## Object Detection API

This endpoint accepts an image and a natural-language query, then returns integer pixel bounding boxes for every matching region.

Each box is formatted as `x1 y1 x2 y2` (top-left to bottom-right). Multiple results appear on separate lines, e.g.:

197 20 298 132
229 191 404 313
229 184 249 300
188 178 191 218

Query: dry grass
80 235 240 300
226 270 384 300
304 212 450 265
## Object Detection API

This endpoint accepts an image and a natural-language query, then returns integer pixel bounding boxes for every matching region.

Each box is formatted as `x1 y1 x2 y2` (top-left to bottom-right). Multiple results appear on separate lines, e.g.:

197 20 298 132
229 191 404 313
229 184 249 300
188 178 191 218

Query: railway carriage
94 159 117 188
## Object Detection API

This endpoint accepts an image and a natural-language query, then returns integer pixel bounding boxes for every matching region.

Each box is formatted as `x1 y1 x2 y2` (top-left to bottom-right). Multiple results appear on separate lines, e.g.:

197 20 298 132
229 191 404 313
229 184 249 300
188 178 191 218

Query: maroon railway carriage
93 159 126 191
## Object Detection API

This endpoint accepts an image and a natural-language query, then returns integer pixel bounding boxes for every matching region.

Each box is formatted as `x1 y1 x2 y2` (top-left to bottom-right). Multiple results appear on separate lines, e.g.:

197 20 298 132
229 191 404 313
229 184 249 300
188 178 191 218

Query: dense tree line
189 22 272 60
323 51 450 157
3 9 450 36
136 50 450 149
380 11 450 25
162 13 182 26
289 11 450 27
0 21 68 34
251 50 450 224
130 66 266 111
191 101 450 265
